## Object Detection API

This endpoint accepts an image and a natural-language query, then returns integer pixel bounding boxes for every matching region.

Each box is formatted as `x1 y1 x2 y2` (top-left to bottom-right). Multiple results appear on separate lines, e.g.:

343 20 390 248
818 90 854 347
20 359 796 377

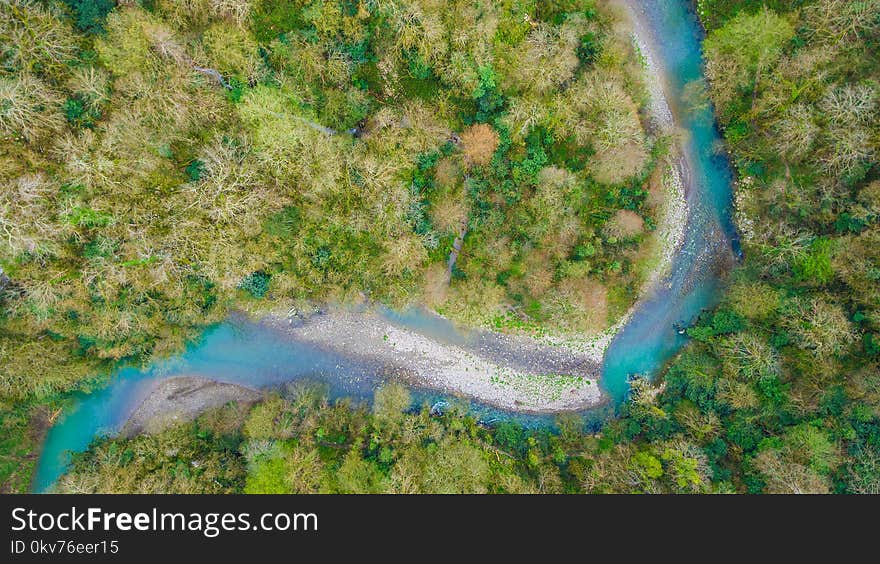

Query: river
31 0 737 492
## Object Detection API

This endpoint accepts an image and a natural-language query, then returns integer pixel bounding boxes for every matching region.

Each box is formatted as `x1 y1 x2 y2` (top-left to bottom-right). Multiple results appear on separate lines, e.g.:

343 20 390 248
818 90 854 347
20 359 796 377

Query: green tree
704 8 794 110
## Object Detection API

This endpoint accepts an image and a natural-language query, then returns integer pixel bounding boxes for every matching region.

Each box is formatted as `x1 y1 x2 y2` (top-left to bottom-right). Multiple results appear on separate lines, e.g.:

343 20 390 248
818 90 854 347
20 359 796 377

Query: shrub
64 0 116 34
238 271 271 299
460 123 500 166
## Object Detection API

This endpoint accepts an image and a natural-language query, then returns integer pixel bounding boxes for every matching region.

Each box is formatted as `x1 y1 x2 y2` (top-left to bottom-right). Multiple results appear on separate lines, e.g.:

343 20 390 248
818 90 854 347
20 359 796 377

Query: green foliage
704 8 795 116
65 206 114 228
632 450 663 480
263 206 301 241
238 271 271 299
696 0 810 31
784 423 839 474
0 401 61 493
250 0 304 42
1 0 661 421
185 159 205 181
64 0 115 34
372 383 411 424
244 448 292 493
705 8 794 70
794 237 834 285
56 412 247 493
683 0 880 493
537 0 597 25
49 386 736 494
63 95 101 128
244 442 322 494
10 0 880 496
577 32 600 66
244 396 292 440
687 309 746 342
661 444 709 493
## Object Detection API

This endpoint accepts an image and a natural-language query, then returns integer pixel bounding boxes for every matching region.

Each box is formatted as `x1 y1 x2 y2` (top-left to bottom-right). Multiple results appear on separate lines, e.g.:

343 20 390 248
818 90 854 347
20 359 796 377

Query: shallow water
32 312 559 492
31 0 737 492
602 0 738 403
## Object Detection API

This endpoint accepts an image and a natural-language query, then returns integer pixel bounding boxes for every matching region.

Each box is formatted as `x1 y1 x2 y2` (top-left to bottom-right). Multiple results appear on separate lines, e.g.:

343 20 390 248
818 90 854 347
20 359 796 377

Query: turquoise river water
32 0 738 492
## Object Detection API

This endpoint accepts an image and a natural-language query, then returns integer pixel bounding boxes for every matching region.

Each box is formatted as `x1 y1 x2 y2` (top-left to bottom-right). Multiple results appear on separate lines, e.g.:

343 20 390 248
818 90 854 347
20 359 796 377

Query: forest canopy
0 0 664 406
2 0 879 495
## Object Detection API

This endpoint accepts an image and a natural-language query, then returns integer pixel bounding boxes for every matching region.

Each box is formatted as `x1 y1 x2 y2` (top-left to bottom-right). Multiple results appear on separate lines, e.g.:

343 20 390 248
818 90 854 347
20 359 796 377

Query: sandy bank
121 377 262 437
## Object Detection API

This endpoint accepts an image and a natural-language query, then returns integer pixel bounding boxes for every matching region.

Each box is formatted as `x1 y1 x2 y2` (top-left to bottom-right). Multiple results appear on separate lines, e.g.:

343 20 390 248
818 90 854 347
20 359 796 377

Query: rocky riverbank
265 308 604 413
121 377 262 437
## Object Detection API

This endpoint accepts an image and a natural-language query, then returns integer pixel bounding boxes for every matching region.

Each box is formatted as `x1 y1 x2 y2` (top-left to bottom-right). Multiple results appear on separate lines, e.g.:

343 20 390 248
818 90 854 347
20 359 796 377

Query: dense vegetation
0 0 662 403
679 0 879 492
3 0 879 494
1 0 668 490
58 383 727 494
